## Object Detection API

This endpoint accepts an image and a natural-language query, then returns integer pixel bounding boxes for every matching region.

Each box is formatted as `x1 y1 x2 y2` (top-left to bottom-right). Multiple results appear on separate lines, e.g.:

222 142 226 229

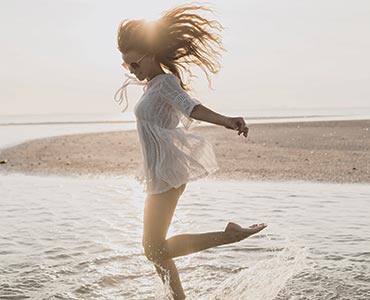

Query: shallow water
0 174 369 299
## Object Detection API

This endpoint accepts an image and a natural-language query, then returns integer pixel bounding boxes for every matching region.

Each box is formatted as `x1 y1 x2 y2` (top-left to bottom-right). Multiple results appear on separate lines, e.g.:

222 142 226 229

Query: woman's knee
142 240 169 263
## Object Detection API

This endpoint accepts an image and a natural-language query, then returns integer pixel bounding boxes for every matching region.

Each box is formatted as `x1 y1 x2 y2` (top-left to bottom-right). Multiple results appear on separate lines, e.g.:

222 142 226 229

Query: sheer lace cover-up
132 73 219 195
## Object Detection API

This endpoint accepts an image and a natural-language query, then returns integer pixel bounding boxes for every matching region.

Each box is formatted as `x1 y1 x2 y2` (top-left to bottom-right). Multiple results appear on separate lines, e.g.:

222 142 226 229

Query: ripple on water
0 174 369 299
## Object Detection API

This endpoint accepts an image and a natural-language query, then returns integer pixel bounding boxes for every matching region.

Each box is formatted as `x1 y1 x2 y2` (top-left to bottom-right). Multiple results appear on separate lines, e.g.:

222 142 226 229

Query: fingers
227 117 249 138
236 118 249 138
242 126 249 138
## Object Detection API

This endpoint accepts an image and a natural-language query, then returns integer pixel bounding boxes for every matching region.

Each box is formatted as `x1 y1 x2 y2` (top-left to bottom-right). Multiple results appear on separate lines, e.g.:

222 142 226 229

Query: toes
249 223 267 229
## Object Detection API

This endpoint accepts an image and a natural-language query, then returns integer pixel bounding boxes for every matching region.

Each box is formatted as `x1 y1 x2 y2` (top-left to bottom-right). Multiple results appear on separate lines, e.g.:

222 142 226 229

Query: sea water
1 106 370 149
1 174 369 300
1 109 369 299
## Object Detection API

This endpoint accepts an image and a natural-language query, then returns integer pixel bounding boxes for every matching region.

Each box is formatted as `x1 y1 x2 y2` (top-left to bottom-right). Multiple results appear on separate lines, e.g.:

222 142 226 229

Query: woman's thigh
143 184 186 244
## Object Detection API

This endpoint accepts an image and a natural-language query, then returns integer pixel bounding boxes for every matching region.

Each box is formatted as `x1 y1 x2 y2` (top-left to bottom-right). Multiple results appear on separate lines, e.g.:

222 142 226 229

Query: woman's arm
190 104 249 138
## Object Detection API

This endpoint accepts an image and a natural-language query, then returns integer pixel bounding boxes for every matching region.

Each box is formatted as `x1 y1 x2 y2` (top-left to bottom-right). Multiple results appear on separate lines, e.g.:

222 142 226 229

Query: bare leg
142 184 187 300
142 184 267 299
165 222 267 259
154 260 185 300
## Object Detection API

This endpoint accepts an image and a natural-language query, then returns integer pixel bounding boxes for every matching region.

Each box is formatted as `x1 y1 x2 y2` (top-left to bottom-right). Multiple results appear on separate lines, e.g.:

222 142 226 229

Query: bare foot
224 222 267 242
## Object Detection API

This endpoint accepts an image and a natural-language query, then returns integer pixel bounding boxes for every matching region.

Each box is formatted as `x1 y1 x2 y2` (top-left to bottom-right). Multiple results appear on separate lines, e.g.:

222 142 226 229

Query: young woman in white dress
116 4 267 299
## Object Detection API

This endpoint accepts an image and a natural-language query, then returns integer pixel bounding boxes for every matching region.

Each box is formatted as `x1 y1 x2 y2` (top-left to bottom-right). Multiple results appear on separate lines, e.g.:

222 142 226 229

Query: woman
116 4 267 299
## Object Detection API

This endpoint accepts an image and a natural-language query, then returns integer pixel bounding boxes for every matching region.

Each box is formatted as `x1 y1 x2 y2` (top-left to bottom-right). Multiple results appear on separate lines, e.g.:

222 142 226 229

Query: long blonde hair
117 4 226 91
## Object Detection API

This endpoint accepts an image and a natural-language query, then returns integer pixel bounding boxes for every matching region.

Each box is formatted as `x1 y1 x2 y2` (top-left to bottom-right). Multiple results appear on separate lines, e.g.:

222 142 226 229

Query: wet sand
0 120 369 183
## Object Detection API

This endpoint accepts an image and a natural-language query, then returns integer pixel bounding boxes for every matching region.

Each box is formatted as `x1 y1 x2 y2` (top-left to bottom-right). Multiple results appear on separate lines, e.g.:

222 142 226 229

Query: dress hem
136 166 220 196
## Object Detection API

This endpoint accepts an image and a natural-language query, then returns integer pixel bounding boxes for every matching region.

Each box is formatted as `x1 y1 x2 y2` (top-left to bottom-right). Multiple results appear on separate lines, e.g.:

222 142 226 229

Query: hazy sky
1 0 369 115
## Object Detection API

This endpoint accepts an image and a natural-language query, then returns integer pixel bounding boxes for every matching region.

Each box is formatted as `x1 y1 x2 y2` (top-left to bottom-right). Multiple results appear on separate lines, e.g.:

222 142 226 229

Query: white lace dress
121 73 219 195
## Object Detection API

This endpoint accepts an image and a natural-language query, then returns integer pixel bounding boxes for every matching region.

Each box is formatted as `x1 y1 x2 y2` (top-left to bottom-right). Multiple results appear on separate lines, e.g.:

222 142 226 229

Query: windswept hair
117 4 226 91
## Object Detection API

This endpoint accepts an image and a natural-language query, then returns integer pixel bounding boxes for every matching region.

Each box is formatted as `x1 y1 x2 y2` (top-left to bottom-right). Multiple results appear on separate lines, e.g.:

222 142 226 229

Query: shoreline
1 115 369 127
1 119 369 184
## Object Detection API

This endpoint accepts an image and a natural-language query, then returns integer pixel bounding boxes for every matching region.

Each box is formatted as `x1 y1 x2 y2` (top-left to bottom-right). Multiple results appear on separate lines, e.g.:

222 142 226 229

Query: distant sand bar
1 120 369 184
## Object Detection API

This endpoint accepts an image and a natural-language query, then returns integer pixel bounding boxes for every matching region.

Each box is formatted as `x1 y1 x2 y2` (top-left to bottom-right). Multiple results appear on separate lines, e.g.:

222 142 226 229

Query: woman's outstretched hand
223 117 249 138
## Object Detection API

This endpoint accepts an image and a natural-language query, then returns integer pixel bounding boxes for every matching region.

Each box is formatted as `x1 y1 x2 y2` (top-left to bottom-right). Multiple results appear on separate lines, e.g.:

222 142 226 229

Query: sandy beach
1 120 369 183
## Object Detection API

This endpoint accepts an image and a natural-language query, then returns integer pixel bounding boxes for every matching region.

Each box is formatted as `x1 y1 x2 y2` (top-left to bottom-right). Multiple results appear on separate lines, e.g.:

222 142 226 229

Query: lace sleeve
159 74 201 118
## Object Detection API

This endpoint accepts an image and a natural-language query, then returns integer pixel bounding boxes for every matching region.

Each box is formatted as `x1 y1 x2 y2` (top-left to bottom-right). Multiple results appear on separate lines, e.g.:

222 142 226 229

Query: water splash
202 242 307 300
150 233 307 300
154 265 176 300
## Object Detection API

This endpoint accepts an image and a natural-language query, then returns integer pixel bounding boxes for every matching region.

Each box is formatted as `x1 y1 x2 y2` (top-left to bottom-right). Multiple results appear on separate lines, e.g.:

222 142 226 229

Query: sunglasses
121 55 147 70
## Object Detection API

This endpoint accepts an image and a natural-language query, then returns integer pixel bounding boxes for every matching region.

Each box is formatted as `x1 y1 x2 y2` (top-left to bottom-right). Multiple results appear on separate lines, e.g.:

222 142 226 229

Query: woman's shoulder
158 73 179 83
159 73 182 87
147 73 174 87
147 73 181 91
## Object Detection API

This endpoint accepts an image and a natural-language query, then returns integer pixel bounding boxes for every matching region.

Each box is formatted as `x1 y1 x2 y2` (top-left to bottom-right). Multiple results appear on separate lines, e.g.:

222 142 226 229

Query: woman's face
121 50 153 81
